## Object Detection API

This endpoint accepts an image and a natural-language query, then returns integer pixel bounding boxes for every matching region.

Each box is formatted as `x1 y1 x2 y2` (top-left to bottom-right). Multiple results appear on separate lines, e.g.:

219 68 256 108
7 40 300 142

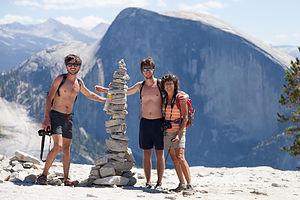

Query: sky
0 0 299 46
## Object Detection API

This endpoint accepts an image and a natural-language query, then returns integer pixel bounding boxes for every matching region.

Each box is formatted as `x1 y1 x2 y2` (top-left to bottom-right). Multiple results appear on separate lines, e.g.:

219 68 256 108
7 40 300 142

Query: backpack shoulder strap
57 73 67 96
139 81 145 99
157 79 164 100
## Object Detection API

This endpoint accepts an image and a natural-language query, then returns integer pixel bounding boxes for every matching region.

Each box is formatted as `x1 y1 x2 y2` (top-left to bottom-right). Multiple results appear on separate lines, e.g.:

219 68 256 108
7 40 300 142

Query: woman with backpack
161 73 194 195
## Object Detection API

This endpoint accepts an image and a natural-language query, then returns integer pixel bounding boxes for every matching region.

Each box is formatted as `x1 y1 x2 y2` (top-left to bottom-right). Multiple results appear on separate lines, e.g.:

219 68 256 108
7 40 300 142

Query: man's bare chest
141 85 161 101
59 81 80 98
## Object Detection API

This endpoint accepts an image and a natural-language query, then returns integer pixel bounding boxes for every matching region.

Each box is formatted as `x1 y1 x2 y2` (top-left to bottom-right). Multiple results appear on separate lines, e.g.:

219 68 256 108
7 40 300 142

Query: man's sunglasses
143 67 154 72
67 63 80 67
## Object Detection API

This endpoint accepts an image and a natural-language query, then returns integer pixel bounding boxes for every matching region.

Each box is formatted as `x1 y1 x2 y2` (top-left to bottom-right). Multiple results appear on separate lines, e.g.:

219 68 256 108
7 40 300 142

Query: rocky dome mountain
0 8 298 169
0 18 109 72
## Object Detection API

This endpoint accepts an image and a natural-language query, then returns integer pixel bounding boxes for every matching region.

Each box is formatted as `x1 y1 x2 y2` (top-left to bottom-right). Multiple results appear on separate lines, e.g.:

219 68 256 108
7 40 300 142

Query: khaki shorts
164 132 186 150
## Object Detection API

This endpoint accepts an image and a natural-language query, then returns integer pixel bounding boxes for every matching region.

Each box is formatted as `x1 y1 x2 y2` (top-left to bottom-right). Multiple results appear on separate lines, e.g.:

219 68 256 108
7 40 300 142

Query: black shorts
50 110 73 139
139 117 164 150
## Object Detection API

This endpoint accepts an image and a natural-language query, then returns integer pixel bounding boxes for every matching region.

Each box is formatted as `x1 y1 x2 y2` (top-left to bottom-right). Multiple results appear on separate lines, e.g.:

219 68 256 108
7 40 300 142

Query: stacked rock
89 59 137 187
0 150 64 185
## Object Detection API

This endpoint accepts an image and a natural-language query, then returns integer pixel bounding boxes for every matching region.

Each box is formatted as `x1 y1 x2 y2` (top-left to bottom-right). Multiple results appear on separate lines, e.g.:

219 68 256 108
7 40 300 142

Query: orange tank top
163 103 186 133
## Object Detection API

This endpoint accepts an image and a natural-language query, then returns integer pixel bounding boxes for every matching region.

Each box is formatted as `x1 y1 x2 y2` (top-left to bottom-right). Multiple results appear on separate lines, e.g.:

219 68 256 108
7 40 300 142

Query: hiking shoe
183 184 195 196
37 174 48 185
169 182 186 192
145 182 152 189
64 179 79 187
154 182 162 189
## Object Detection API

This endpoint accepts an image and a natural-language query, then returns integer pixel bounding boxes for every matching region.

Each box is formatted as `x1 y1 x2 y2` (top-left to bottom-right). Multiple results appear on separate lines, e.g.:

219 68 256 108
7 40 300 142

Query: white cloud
178 1 224 11
274 34 288 39
157 0 167 7
14 0 40 7
41 0 148 10
0 14 34 24
55 16 109 29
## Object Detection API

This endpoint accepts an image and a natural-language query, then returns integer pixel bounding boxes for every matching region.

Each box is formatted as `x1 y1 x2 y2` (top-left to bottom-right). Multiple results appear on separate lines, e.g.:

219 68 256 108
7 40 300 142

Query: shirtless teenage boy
37 54 106 186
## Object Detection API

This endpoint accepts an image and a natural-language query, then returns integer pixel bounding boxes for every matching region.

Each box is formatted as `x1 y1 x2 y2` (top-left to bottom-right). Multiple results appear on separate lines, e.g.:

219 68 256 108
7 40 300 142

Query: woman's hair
140 57 155 73
161 72 179 99
64 54 82 66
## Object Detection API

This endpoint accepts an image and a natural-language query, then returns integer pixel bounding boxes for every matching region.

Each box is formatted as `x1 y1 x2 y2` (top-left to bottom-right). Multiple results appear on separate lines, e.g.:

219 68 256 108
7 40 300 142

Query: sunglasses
143 67 154 72
67 63 80 67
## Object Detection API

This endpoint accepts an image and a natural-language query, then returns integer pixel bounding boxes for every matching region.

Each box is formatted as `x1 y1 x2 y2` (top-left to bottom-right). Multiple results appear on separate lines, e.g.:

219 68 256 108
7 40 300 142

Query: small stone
48 178 62 186
106 124 126 134
93 176 129 186
111 134 129 141
22 162 33 169
105 138 128 152
87 194 98 198
0 170 11 182
99 165 115 178
95 157 108 166
271 183 281 187
90 167 100 176
105 119 125 127
122 171 135 178
0 155 4 161
12 163 24 172
127 176 137 186
24 174 37 183
110 160 134 172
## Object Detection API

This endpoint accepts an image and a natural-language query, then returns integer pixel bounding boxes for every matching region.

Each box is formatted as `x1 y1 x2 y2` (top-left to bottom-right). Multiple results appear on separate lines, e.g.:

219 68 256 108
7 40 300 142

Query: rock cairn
89 59 137 187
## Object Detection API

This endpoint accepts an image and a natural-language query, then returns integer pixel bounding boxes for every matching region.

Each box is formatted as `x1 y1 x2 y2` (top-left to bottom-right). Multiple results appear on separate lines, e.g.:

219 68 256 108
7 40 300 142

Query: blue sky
0 0 299 46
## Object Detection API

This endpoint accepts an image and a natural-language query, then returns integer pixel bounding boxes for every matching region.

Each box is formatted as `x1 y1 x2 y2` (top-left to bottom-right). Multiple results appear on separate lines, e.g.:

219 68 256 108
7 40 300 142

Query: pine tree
277 47 300 158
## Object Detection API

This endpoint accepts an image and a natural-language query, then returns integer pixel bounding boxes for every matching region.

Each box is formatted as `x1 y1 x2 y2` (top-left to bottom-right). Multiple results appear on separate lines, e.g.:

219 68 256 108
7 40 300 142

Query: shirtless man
37 54 106 186
95 57 187 189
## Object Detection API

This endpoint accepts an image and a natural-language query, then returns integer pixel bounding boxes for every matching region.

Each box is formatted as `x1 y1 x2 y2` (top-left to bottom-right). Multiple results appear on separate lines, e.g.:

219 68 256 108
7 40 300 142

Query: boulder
15 151 41 165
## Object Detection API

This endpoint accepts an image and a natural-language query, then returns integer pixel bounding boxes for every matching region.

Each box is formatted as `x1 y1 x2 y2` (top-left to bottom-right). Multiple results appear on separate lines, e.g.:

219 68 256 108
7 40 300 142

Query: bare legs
143 149 165 184
169 148 191 184
42 134 72 181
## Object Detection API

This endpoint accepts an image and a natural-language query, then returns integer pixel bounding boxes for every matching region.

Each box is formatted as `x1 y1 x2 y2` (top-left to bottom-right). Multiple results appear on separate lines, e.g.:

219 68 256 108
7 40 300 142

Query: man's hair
161 72 179 97
140 57 155 73
64 54 82 66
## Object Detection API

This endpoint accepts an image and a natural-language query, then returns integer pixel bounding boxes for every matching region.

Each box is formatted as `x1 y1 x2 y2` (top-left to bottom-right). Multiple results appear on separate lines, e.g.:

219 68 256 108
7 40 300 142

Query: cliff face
1 8 298 169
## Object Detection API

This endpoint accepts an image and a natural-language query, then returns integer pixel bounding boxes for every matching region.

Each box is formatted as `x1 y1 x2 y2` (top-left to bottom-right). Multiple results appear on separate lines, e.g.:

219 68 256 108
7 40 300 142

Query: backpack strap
74 78 82 103
57 74 67 96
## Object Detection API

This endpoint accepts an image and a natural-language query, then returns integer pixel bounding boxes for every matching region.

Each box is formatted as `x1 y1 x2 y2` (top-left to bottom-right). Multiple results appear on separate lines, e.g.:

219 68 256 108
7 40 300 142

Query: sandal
37 174 48 185
64 179 79 187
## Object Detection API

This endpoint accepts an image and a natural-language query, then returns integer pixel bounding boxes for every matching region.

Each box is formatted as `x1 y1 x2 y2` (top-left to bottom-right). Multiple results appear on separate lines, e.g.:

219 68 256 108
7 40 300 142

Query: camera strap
164 95 176 120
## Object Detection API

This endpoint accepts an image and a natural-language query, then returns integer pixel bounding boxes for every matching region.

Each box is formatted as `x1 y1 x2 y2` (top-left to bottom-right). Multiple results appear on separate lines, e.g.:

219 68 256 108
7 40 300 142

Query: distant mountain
1 8 299 169
0 19 109 72
273 45 300 59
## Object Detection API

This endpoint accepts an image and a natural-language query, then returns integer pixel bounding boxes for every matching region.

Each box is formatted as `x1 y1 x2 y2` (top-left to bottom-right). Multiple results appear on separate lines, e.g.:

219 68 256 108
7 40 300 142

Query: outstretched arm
94 85 109 93
80 79 106 103
126 82 142 96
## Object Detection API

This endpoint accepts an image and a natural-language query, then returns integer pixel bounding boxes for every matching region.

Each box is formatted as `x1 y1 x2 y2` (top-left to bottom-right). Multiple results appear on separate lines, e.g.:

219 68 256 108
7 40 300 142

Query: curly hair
161 72 179 99
140 57 155 73
64 54 82 66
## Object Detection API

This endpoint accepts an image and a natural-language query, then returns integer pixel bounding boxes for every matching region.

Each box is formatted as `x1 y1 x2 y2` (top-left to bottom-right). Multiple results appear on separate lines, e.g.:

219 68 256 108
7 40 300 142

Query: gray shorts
164 132 186 150
50 110 73 139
